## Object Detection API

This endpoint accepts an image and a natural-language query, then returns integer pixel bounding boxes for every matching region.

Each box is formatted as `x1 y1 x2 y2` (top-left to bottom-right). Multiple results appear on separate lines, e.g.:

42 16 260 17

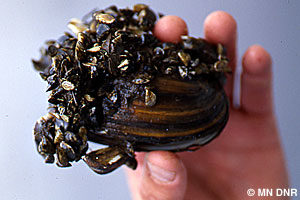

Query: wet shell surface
32 4 230 174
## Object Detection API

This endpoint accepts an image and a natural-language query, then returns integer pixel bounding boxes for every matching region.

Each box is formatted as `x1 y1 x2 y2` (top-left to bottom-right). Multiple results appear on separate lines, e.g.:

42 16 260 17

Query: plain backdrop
0 0 299 199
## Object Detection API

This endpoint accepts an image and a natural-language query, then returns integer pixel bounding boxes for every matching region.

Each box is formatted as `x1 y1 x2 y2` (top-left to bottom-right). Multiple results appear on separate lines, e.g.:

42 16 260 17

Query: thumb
138 151 187 200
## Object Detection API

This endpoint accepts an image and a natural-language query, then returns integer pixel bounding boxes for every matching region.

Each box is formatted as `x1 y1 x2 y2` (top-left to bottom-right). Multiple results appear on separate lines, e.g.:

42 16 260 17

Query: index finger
153 15 188 43
204 11 237 102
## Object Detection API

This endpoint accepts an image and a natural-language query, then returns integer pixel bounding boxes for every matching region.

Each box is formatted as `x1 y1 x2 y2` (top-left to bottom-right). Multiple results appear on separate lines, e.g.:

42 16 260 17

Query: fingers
127 151 187 200
154 12 237 102
204 11 237 100
153 15 188 43
241 45 273 115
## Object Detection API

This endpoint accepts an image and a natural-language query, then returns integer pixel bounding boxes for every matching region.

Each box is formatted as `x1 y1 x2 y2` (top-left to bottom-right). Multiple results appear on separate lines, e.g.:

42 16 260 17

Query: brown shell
88 75 229 152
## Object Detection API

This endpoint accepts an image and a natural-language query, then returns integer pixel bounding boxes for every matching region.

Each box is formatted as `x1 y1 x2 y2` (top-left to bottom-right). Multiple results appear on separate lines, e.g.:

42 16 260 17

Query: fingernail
146 160 176 183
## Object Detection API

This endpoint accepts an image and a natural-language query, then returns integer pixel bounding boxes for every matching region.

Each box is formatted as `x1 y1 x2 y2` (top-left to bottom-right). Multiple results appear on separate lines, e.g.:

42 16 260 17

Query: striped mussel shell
32 4 231 173
88 74 229 152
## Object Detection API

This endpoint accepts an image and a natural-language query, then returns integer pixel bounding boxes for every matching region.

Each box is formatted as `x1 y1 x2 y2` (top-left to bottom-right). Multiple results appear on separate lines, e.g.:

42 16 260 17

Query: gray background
0 0 299 199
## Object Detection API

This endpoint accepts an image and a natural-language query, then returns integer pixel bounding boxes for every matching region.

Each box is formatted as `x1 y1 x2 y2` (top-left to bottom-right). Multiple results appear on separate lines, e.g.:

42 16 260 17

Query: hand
126 12 289 200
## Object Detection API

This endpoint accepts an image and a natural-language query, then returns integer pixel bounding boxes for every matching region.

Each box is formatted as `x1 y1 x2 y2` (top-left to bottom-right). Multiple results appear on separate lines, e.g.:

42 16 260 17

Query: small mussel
32 4 231 174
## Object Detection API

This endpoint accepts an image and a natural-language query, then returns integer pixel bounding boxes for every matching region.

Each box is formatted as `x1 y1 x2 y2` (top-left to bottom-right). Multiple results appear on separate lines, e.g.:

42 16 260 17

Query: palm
179 108 288 199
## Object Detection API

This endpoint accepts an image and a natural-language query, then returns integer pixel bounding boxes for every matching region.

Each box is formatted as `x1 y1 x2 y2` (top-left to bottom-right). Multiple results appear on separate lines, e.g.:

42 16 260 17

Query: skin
126 12 289 200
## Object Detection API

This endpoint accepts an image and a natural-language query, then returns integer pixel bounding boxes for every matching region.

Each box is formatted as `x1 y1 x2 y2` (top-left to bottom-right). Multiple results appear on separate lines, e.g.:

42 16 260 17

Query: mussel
32 4 230 174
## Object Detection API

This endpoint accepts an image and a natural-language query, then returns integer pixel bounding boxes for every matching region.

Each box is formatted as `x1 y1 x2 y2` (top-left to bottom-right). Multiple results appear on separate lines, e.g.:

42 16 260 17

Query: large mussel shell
33 4 230 173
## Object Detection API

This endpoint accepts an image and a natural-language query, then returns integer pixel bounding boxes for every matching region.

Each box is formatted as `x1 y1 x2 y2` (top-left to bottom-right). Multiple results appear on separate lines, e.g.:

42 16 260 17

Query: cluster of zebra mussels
33 4 230 171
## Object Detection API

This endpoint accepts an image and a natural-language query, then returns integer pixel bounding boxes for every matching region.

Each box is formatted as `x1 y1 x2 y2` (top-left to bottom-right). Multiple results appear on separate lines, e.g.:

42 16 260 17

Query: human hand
126 12 289 200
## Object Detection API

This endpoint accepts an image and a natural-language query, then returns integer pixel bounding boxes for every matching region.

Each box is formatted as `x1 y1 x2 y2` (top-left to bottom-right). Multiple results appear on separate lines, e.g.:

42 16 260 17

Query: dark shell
32 4 230 174
88 75 229 151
